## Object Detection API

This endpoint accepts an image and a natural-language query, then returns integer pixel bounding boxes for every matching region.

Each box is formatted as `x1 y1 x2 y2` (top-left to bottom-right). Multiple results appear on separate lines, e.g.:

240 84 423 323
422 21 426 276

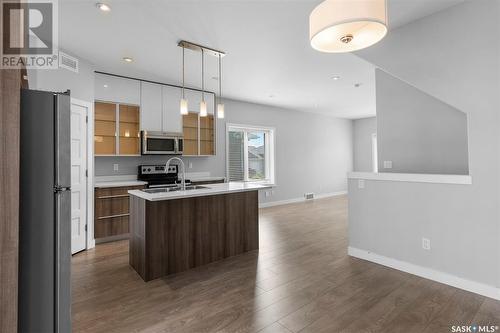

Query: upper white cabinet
140 82 163 132
184 89 201 113
162 86 183 133
182 89 215 115
95 73 141 105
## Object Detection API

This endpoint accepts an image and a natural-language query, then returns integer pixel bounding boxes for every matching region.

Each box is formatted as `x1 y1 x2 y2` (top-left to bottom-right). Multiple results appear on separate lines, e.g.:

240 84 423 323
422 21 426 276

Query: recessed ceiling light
122 57 133 63
331 75 341 80
103 84 108 88
96 3 111 12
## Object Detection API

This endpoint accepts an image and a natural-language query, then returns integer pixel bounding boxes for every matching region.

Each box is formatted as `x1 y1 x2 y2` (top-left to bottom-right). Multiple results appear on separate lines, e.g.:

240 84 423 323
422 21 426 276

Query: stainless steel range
138 164 183 188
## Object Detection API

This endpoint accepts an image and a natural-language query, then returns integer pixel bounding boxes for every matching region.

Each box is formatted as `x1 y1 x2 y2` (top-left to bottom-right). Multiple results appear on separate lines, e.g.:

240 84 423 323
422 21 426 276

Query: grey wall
27 54 354 205
353 117 376 172
352 0 500 287
97 98 354 204
27 50 95 103
376 70 469 175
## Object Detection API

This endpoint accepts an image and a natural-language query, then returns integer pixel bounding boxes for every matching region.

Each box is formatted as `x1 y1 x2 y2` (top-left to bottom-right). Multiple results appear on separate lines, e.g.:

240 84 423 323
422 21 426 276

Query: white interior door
70 100 88 254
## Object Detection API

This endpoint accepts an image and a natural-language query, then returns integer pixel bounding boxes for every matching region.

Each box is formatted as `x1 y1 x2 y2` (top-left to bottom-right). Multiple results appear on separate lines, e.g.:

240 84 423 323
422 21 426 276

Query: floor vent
304 193 315 200
59 52 79 73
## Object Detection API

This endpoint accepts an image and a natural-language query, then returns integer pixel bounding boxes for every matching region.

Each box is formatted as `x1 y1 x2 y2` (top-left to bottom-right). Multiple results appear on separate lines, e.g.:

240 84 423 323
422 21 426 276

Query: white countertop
129 182 271 201
347 172 472 185
94 175 147 188
95 180 147 188
94 174 225 188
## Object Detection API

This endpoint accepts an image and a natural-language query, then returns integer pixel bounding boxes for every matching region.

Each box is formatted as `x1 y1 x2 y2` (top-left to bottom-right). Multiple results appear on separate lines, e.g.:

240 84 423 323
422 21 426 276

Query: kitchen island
128 182 270 281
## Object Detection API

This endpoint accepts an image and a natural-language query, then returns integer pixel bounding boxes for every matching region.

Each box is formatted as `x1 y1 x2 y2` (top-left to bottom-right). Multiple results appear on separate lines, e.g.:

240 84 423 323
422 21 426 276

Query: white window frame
226 123 276 185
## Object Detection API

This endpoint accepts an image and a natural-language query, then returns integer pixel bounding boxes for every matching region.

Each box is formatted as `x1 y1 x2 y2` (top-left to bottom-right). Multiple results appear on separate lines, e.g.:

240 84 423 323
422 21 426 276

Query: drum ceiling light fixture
309 0 388 53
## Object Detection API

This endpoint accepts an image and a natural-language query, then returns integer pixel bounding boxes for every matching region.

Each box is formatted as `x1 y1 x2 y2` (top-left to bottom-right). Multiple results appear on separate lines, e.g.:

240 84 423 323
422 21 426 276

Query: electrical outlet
188 162 193 169
113 164 119 171
422 238 431 250
358 179 365 189
265 191 270 197
383 161 393 169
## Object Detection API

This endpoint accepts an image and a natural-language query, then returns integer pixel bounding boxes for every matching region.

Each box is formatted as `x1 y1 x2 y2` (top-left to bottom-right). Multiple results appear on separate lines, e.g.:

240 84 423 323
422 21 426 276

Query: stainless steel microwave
141 131 183 155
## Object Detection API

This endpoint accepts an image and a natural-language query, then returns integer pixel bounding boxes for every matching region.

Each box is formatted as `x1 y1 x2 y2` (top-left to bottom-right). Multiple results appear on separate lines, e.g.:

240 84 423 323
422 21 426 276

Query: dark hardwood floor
72 196 500 333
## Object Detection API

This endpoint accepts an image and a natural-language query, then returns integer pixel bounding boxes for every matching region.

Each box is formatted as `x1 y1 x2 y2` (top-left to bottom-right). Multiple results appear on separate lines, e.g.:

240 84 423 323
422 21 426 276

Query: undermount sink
142 185 209 194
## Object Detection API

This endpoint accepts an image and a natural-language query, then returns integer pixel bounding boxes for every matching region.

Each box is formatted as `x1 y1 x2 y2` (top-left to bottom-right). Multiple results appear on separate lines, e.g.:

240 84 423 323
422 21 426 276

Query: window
227 124 275 184
372 133 378 173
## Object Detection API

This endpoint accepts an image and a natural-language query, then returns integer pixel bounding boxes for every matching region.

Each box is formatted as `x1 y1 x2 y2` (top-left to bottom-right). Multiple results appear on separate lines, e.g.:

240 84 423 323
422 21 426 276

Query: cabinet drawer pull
96 194 129 199
97 213 130 220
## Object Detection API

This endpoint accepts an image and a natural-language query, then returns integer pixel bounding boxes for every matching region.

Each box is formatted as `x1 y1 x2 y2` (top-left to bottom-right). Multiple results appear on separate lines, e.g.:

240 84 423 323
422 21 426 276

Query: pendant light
180 46 188 115
309 0 388 53
199 49 208 117
217 53 225 119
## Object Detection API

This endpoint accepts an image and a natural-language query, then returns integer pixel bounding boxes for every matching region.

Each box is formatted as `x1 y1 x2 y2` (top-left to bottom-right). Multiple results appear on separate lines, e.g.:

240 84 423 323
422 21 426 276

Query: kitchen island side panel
129 195 146 280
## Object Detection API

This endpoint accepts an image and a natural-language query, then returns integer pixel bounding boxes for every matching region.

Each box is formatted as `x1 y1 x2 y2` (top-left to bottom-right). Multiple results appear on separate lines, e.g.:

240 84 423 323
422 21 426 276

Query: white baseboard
259 191 347 208
348 247 500 301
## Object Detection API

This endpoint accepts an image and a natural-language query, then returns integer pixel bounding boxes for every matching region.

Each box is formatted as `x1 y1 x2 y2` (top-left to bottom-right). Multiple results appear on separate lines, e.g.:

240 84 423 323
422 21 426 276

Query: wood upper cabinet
95 73 141 105
94 102 140 156
162 85 183 133
182 92 216 156
118 104 140 155
94 101 117 155
140 82 163 132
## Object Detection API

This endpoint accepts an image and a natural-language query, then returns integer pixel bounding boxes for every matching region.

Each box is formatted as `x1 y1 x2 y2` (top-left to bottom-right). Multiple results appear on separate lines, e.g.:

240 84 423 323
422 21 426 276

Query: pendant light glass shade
200 100 207 117
180 98 188 115
217 103 225 119
309 0 387 53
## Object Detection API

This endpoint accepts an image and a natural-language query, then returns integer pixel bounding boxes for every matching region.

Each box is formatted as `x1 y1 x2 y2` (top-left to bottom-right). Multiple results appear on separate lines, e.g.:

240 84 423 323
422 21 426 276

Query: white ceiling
59 0 464 119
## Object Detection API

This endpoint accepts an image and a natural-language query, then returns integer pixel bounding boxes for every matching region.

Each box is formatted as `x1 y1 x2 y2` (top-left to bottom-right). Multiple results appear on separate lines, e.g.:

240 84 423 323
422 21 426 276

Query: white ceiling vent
58 52 79 73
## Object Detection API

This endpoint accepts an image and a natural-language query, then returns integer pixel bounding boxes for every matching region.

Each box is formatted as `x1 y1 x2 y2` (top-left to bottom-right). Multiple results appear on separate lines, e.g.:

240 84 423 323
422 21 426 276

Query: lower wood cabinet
94 185 144 241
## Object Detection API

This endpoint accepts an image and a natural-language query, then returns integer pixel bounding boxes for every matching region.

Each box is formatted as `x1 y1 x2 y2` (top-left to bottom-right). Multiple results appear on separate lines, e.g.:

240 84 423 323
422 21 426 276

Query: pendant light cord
201 49 205 102
182 47 185 99
218 54 222 103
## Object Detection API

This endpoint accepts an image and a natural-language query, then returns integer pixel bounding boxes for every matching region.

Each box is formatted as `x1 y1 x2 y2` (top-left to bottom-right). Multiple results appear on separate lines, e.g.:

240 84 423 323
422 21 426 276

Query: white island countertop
128 182 272 201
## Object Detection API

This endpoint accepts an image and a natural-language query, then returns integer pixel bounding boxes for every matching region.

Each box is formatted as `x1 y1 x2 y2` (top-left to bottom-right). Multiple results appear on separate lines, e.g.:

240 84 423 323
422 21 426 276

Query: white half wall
376 70 469 175
352 0 500 290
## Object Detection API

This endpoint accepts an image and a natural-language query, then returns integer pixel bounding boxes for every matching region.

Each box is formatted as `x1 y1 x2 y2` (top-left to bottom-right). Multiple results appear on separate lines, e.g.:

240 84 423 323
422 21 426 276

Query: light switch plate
189 162 193 169
383 161 393 169
422 238 431 250
113 164 119 171
358 179 365 189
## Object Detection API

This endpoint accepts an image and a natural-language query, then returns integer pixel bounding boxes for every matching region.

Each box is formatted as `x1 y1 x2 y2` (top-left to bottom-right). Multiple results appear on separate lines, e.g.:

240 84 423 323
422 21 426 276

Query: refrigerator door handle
54 186 71 193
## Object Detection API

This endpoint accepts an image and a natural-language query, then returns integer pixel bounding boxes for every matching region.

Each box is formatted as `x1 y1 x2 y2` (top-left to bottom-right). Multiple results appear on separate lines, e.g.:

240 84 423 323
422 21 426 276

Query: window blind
228 131 244 181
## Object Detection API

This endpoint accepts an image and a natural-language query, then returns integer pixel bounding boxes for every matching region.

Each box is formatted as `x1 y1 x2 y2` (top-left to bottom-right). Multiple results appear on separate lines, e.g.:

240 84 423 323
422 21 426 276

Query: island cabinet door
225 191 259 256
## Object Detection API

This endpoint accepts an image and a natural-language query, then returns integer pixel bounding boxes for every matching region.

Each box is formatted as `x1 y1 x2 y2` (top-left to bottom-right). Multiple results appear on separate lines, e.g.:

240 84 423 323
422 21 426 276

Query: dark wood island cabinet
128 184 267 282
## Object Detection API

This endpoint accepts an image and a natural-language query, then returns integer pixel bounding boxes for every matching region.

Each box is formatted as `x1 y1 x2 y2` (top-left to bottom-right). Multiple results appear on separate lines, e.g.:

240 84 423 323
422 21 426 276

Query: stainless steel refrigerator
19 89 72 332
